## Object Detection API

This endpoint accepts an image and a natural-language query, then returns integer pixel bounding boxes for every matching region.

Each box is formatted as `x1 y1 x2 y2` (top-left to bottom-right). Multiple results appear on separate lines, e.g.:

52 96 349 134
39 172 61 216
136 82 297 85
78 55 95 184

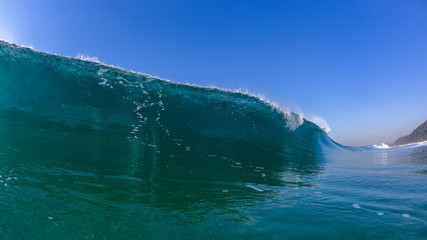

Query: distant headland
391 120 427 146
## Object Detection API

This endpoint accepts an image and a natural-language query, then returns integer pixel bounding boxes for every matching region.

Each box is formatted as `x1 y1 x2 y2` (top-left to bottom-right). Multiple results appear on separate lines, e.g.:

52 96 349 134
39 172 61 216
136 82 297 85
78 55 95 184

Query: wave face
1 41 425 239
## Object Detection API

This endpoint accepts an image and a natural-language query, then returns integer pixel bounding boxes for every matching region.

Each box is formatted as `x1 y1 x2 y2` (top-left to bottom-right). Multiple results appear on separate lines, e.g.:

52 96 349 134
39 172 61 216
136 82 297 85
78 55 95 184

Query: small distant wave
397 140 427 149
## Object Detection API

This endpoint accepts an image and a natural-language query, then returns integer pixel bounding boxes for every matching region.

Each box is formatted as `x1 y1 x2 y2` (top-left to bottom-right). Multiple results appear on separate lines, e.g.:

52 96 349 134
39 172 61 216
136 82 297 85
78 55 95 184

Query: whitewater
0 41 426 239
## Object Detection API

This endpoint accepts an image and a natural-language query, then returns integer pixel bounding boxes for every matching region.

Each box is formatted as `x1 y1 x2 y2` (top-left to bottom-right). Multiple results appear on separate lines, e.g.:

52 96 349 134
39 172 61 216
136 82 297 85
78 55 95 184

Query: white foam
21 45 35 50
284 110 304 131
352 203 361 209
76 54 101 63
402 214 410 218
377 212 384 216
97 68 108 76
373 143 390 149
246 184 264 192
98 78 108 86
305 115 331 133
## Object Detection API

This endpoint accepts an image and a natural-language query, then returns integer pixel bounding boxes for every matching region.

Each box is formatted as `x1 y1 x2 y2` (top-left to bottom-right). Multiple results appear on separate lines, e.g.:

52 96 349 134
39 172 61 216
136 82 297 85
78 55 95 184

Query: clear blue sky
1 0 426 146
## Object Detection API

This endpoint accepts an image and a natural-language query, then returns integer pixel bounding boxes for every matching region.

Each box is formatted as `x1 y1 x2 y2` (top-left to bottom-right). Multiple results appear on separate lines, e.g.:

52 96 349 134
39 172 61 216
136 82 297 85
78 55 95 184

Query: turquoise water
0 41 426 239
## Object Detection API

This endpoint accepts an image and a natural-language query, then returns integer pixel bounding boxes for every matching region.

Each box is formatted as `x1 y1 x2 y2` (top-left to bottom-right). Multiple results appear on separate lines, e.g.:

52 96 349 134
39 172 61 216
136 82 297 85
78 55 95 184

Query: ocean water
0 41 426 239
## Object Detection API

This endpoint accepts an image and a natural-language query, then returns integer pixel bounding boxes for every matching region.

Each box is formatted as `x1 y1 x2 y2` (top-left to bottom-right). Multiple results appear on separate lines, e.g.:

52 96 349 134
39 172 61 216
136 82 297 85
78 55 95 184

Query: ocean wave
0 39 336 165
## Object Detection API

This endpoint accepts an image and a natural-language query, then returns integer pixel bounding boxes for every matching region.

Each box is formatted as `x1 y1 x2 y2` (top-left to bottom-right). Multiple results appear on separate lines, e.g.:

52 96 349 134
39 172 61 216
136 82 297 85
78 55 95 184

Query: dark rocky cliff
391 120 427 146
